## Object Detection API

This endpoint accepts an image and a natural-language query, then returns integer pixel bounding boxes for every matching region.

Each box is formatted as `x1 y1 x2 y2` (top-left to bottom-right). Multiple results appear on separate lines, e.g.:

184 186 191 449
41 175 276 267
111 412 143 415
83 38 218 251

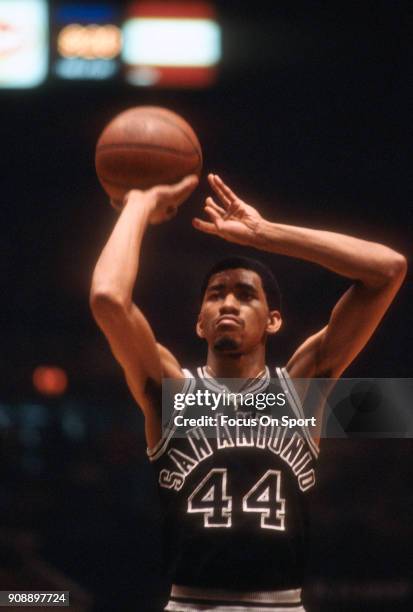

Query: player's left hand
193 174 262 246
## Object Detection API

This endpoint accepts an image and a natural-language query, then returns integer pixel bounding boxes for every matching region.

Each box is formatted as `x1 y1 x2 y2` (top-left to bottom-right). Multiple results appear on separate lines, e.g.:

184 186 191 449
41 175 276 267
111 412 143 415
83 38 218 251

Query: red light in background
32 366 68 396
122 1 220 88
128 1 216 19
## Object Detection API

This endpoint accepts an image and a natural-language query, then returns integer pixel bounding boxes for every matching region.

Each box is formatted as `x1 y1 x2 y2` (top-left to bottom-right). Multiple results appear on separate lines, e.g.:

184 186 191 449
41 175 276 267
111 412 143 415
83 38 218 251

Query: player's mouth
216 315 243 329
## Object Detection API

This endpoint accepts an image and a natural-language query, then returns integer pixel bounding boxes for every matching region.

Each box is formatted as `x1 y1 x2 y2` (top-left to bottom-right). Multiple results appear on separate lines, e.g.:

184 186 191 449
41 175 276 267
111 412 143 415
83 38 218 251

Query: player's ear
196 314 206 338
266 310 282 335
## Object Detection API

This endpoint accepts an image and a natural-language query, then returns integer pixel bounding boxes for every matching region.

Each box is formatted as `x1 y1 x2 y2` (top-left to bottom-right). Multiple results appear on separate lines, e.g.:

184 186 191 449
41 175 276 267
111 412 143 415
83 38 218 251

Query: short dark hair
200 256 281 310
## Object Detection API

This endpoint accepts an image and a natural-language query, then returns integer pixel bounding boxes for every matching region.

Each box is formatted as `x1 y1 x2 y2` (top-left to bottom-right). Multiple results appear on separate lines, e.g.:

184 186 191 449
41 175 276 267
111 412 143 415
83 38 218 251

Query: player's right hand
122 174 199 225
193 174 263 246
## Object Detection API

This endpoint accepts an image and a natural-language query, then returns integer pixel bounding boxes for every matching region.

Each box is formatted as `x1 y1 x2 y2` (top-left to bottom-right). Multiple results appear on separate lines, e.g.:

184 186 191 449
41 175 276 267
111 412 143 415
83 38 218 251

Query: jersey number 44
187 468 286 530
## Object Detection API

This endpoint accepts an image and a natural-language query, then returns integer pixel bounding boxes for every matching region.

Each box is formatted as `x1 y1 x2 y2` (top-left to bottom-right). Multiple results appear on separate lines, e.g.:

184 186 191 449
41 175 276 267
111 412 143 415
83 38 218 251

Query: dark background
1 1 412 610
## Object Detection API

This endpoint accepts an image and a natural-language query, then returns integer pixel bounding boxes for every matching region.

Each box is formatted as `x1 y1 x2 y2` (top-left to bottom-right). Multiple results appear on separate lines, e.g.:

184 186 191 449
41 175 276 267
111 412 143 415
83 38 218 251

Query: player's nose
219 293 240 313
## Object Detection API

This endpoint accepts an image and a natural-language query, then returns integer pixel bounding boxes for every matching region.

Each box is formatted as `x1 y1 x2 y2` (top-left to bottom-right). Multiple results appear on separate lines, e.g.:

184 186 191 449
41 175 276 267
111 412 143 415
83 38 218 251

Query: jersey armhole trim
276 366 319 458
147 369 195 461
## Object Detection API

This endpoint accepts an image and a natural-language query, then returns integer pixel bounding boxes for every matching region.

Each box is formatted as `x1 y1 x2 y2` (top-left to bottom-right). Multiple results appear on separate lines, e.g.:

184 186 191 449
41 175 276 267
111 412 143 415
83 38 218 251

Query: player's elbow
89 288 127 323
382 252 407 285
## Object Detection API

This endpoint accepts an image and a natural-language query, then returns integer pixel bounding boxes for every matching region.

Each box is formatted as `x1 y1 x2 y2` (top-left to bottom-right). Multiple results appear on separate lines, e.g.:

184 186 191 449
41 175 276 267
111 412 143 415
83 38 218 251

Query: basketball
95 106 202 207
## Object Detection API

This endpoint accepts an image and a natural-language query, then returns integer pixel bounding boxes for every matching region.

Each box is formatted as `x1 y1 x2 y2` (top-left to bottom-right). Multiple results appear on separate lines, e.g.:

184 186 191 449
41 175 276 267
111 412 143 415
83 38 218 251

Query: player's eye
239 292 254 301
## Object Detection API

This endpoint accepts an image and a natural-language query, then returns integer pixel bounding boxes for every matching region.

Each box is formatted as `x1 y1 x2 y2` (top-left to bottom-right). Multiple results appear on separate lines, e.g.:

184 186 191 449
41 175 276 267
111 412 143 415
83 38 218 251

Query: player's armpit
156 343 184 378
286 328 327 379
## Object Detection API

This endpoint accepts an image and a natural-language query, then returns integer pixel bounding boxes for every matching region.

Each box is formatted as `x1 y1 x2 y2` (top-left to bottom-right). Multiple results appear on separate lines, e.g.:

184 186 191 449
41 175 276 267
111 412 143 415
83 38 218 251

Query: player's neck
206 347 266 380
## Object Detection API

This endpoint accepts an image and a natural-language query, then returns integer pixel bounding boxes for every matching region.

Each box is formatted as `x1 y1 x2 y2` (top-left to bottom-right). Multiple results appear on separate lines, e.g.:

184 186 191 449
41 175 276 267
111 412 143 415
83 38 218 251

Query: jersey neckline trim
197 365 271 395
147 366 319 462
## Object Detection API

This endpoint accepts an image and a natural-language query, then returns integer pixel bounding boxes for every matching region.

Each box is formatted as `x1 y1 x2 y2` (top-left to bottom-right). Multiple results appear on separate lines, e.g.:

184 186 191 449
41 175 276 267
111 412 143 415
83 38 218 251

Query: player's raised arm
90 176 198 430
195 173 407 378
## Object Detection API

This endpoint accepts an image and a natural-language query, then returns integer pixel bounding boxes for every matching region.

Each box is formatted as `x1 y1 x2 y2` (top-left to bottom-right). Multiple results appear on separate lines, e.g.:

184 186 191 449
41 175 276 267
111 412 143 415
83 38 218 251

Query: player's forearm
90 194 153 305
254 219 406 287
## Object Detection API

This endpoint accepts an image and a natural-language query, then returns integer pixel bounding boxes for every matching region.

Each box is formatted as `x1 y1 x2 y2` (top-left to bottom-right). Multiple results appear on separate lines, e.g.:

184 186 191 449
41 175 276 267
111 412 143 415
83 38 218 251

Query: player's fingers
205 204 222 223
208 173 232 209
209 181 231 209
180 174 199 190
161 174 199 206
173 174 199 190
204 205 225 234
175 174 199 204
192 217 218 235
205 196 226 216
224 199 241 219
213 174 238 203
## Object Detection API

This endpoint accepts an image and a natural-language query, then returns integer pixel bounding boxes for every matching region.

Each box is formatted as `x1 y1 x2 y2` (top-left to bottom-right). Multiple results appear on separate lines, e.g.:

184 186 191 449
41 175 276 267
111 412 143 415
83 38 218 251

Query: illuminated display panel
0 0 48 88
53 3 121 80
122 1 221 88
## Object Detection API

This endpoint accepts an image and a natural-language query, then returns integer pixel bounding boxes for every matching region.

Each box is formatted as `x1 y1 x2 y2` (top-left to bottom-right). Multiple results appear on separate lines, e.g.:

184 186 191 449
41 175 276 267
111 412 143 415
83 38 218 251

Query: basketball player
90 173 406 612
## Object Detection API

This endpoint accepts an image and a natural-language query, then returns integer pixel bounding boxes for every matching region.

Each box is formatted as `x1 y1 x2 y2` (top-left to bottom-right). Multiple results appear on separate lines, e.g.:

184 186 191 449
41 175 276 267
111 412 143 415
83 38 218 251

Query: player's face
197 268 281 353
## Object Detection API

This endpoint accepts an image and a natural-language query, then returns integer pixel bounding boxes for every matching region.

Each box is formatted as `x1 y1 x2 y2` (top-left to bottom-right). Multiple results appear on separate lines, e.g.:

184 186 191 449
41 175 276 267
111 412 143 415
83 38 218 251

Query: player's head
197 256 282 354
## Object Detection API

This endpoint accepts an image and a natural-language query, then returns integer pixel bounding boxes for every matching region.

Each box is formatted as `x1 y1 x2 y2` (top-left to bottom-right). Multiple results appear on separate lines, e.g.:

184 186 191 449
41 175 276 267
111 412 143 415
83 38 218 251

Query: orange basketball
95 106 202 207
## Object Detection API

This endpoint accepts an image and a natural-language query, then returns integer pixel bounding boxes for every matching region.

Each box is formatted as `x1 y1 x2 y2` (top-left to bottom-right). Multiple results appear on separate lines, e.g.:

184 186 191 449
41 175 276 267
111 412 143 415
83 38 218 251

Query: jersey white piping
165 604 306 612
166 586 305 611
170 586 302 605
148 366 319 461
147 370 196 461
276 367 319 458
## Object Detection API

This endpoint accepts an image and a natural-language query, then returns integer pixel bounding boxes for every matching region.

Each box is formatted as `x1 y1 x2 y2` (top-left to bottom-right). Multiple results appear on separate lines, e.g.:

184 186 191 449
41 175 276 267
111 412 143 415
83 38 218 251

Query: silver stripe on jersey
147 371 196 461
276 367 319 458
165 604 306 612
170 585 302 604
165 585 305 611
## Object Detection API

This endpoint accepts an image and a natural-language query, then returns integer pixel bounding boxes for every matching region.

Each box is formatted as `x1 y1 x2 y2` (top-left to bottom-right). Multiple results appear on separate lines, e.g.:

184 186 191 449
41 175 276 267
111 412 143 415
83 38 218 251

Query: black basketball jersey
148 366 319 606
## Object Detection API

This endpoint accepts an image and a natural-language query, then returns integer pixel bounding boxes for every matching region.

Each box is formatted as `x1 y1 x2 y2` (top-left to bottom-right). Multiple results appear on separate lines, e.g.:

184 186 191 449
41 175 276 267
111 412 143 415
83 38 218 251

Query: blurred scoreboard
53 3 122 80
0 0 48 87
0 0 221 88
123 1 220 87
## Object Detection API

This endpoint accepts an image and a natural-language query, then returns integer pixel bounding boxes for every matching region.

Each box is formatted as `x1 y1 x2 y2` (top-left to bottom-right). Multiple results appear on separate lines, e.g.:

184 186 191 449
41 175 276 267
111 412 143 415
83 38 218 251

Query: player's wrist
119 190 156 228
248 218 270 249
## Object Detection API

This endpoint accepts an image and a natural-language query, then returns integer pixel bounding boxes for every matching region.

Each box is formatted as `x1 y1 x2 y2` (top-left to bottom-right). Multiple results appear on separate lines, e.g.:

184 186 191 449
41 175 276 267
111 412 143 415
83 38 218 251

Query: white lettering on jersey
168 448 198 476
268 425 284 455
186 426 213 461
187 468 232 528
280 432 305 467
243 470 286 530
256 420 273 448
298 469 316 491
215 413 235 449
236 411 254 447
158 424 316 492
292 450 313 476
159 469 185 491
